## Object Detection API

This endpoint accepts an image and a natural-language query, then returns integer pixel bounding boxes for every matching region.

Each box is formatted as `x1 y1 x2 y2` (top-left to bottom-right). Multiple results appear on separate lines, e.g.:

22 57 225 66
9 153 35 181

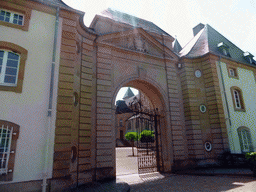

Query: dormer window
217 42 231 57
243 52 254 64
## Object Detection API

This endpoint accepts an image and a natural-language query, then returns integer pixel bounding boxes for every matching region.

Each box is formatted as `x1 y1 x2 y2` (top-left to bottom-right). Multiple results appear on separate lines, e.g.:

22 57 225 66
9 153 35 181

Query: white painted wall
0 10 61 182
217 61 256 153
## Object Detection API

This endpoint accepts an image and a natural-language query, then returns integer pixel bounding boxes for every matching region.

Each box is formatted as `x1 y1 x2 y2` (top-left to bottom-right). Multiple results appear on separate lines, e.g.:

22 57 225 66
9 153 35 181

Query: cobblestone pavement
117 173 256 192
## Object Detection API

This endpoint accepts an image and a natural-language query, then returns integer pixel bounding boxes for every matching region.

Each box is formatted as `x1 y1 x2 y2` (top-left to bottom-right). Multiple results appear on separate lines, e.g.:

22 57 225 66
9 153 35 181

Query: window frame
0 9 24 26
0 120 19 181
237 127 253 153
0 50 21 86
0 1 31 31
0 41 28 93
227 65 239 79
217 42 231 57
230 86 245 112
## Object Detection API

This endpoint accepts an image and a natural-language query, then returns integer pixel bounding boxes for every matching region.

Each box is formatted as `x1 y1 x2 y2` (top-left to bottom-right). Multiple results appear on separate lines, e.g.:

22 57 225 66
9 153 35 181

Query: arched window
0 42 27 93
237 127 253 153
0 120 19 181
230 86 245 111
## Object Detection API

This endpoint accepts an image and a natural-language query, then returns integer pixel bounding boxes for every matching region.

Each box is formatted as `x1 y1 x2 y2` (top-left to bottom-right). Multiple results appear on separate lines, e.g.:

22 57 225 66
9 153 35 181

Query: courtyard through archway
114 83 166 176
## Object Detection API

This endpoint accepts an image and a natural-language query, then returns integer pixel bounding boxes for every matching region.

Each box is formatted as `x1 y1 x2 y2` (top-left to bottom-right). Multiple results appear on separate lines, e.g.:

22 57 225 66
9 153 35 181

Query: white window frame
0 9 24 26
233 90 241 109
241 129 250 152
0 50 20 86
238 127 253 153
0 125 13 175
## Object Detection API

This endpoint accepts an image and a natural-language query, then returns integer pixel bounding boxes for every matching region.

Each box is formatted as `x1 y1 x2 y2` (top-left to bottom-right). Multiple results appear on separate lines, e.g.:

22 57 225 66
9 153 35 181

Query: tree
139 130 154 143
139 130 155 155
125 132 138 156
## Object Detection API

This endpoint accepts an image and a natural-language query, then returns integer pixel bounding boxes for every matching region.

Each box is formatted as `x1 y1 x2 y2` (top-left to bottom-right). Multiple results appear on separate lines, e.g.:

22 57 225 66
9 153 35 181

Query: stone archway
111 78 174 176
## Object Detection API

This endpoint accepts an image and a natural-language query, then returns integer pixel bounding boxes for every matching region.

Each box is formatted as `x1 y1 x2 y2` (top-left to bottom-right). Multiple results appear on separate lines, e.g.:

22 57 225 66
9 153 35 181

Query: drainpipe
217 56 234 151
42 6 60 192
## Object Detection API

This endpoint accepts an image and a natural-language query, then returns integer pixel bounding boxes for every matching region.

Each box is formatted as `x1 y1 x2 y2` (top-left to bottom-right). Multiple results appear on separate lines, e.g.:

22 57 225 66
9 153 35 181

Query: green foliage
245 152 256 161
139 130 154 143
125 132 138 141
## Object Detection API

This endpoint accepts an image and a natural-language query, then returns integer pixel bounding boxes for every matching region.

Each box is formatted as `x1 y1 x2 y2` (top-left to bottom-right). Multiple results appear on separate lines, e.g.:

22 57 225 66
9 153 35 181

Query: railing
0 124 13 175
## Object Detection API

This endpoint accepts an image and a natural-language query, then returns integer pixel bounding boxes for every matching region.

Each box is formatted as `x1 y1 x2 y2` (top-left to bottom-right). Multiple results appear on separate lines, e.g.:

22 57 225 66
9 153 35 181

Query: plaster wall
0 10 61 182
218 61 256 153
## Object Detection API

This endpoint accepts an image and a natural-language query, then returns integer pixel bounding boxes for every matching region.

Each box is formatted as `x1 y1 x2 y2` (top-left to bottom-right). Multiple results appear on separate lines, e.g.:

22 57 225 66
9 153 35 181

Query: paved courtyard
117 173 256 192
116 147 138 176
116 147 256 192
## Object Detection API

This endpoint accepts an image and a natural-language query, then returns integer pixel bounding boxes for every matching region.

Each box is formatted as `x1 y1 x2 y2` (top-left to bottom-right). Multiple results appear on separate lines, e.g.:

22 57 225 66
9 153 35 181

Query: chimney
193 23 205 36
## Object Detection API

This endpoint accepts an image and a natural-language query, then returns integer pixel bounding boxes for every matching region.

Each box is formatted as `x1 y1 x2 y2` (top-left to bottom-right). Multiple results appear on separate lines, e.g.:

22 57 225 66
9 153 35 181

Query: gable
98 28 177 59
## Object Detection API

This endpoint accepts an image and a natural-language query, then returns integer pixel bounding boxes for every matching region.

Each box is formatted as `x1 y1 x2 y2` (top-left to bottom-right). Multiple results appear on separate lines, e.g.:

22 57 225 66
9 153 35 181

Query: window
237 127 253 153
227 66 238 78
0 126 13 175
0 1 31 31
119 119 123 127
230 86 245 111
229 68 235 77
0 10 24 26
127 121 131 131
0 42 27 93
0 120 19 181
243 52 255 64
233 90 241 109
217 42 231 57
0 50 20 86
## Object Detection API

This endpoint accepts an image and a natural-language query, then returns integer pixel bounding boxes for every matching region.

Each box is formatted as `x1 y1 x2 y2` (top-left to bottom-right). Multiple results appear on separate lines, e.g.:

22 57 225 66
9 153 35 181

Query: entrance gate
116 100 164 174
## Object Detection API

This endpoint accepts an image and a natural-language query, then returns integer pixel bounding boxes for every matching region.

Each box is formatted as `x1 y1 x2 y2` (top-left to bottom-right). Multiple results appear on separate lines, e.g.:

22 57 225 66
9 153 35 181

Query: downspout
217 56 234 150
42 6 60 192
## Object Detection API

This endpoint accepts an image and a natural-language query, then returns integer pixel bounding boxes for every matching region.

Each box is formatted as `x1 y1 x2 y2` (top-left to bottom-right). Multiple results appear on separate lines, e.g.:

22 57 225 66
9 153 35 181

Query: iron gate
116 100 163 174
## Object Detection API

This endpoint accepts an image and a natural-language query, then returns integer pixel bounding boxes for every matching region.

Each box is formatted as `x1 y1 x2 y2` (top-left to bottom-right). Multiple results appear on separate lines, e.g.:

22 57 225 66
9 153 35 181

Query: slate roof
100 8 170 36
172 38 182 53
123 87 135 100
180 24 256 67
115 100 132 114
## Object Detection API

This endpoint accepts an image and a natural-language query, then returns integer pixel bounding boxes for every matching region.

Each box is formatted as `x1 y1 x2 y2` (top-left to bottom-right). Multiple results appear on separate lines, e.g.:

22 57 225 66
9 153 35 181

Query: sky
62 0 256 101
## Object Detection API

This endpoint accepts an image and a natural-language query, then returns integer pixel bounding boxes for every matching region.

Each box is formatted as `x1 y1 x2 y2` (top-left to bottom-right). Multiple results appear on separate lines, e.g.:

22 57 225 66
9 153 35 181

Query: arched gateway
0 1 236 191
52 8 187 189
50 7 228 191
114 79 171 174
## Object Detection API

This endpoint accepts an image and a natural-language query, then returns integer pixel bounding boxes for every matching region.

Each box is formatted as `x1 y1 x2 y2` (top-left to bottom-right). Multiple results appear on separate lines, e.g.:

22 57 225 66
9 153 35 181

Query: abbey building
0 0 255 191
